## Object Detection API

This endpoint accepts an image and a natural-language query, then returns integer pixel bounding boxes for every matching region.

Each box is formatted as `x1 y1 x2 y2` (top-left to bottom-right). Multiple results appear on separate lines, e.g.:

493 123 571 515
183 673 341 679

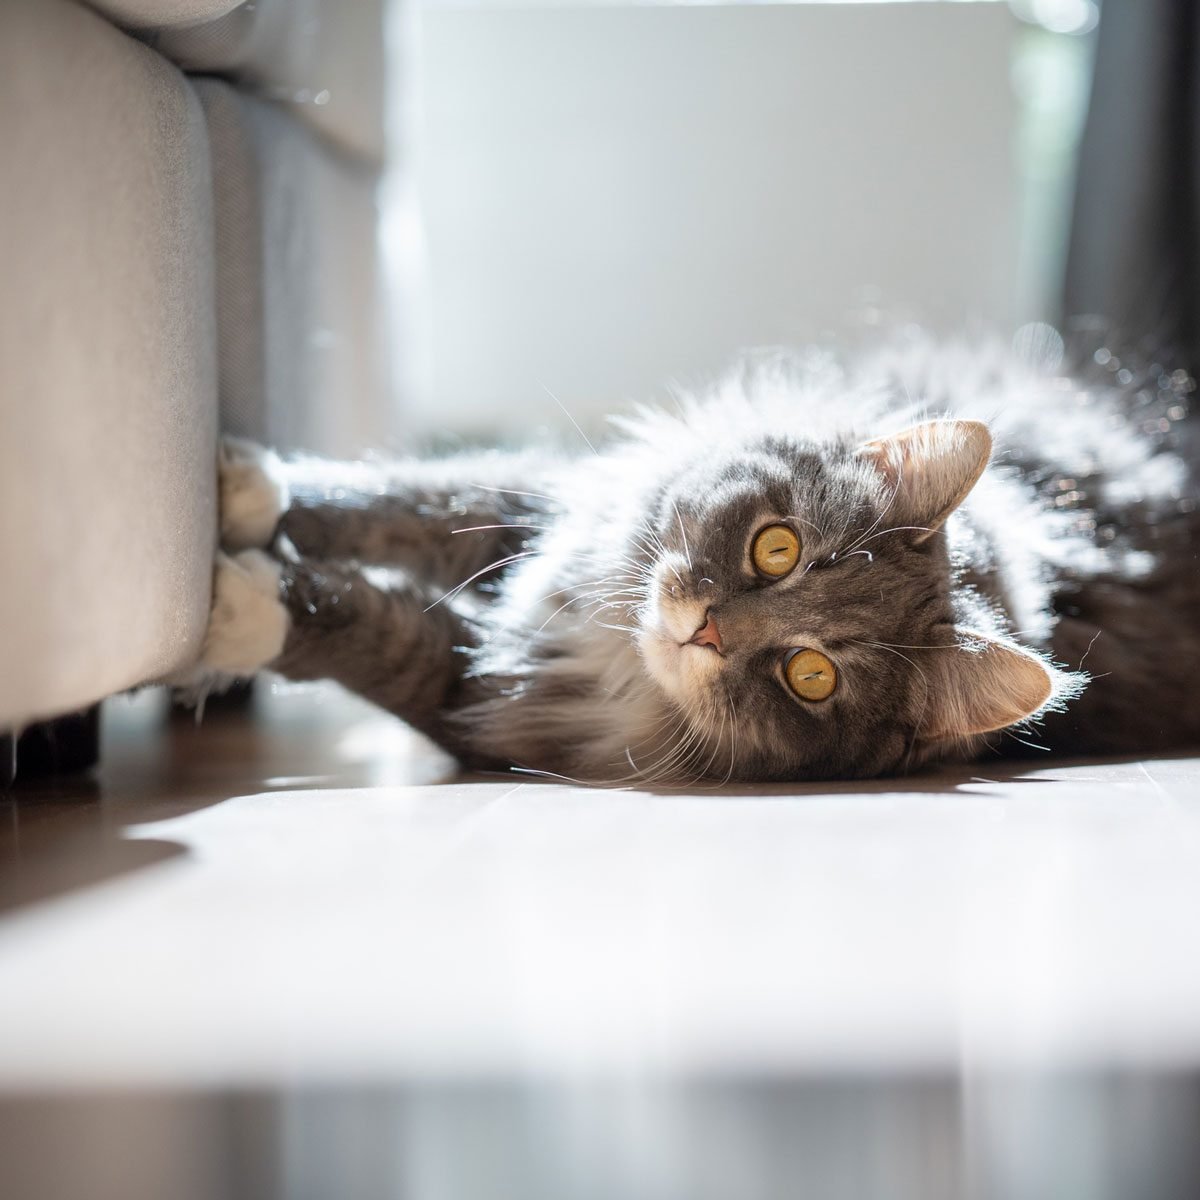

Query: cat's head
633 419 1071 780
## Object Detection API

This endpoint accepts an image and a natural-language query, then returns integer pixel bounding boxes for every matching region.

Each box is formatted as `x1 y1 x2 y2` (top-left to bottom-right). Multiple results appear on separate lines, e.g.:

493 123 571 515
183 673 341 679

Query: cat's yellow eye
752 524 801 578
785 649 837 702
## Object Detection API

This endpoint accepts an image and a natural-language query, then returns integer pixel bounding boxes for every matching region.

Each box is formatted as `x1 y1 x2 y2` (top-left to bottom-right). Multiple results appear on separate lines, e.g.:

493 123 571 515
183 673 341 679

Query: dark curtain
1063 1 1200 365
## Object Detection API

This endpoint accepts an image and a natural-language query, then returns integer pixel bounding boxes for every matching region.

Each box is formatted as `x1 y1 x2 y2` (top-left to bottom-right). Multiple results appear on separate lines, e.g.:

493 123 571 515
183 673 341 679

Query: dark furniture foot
4 706 102 786
0 732 14 789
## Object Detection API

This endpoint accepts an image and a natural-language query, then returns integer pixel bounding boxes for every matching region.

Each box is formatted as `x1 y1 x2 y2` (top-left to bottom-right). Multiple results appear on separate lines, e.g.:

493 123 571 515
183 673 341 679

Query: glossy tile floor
3 685 1200 1198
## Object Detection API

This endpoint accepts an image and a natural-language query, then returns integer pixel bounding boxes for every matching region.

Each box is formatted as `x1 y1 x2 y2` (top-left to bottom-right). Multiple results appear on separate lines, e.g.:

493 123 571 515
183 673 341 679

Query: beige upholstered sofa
0 0 389 778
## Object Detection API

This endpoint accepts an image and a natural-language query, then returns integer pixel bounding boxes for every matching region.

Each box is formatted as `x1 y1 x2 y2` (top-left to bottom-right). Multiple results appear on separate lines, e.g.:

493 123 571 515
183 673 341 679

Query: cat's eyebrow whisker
853 525 934 547
862 639 958 650
842 474 904 555
852 639 930 678
783 514 827 540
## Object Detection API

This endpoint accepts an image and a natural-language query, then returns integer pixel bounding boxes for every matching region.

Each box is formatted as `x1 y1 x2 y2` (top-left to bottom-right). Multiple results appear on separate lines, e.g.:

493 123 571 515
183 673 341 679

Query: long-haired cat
185 337 1200 783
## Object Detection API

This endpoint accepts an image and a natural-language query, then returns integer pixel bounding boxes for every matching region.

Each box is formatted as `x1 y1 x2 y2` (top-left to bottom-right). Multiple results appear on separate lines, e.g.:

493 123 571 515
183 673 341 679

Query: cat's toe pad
202 549 290 675
219 436 289 550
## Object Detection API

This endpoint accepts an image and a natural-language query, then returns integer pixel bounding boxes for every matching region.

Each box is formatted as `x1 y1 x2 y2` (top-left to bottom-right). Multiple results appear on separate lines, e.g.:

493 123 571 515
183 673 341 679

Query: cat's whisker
509 764 634 791
621 713 692 785
695 698 729 783
450 522 548 535
613 706 694 785
640 710 705 785
539 381 599 456
721 692 739 786
524 577 623 610
852 638 931 773
535 587 618 634
469 482 560 504
1002 729 1052 753
534 581 646 635
425 549 542 610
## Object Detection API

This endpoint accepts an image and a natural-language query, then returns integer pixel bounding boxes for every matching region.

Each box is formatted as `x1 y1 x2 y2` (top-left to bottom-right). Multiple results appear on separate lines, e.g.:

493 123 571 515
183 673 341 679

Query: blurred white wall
410 2 1022 439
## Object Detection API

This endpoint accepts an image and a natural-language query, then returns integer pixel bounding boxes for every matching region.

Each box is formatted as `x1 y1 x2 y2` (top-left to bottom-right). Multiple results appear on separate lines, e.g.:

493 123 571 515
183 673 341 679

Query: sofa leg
11 706 102 781
1 732 14 789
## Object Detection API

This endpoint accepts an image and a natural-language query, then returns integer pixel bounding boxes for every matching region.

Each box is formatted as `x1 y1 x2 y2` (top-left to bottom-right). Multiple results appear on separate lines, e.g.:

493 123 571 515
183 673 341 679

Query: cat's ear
917 629 1054 741
856 420 991 542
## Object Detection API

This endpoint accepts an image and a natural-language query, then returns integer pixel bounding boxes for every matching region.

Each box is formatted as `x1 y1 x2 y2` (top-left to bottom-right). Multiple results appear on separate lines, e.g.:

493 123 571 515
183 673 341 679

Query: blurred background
396 0 1100 442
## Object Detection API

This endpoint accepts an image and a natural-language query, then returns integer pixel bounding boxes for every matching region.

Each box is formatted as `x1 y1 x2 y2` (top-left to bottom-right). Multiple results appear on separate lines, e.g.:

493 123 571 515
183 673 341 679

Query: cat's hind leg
185 548 480 758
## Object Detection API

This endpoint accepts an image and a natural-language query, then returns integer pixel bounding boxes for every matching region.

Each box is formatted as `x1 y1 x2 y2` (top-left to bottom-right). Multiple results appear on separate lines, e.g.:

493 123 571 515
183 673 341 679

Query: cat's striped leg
217 437 553 592
161 548 288 698
185 548 478 756
272 558 475 753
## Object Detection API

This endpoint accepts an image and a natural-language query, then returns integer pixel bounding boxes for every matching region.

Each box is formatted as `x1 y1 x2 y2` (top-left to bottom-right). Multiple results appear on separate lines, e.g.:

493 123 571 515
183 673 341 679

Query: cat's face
632 421 1057 781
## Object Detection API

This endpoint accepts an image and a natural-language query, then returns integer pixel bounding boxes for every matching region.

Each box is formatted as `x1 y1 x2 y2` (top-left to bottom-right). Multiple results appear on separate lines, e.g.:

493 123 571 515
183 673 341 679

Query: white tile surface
3 757 1200 1087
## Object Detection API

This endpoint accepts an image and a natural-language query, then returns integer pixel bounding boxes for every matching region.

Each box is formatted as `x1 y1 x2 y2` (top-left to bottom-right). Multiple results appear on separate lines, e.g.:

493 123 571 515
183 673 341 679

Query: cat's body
197 340 1200 783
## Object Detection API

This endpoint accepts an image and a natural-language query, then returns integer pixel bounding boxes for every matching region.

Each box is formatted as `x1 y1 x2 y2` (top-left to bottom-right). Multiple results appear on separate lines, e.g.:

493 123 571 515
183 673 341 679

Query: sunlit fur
242 338 1200 785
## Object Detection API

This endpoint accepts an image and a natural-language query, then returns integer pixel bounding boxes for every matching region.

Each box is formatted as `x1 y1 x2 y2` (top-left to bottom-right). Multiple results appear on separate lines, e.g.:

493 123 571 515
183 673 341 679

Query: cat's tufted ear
856 420 992 543
917 629 1054 742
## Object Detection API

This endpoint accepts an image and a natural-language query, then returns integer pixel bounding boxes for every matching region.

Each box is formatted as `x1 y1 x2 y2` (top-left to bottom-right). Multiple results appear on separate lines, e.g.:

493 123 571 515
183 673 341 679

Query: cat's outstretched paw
202 549 290 674
163 550 290 698
220 436 289 551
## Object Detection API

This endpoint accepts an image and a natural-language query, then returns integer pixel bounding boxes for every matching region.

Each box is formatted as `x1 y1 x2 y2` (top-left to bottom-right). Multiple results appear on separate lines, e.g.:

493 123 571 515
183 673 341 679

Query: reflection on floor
3 683 1200 1199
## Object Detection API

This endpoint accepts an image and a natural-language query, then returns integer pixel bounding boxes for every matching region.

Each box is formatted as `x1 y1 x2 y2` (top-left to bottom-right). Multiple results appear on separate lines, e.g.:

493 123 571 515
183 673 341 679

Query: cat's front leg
216 435 551 592
219 438 290 551
202 549 290 673
270 559 476 753
178 547 478 757
162 548 289 697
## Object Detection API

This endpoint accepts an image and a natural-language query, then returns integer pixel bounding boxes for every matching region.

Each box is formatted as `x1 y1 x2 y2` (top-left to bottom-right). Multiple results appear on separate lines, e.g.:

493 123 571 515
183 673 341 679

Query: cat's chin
637 628 724 708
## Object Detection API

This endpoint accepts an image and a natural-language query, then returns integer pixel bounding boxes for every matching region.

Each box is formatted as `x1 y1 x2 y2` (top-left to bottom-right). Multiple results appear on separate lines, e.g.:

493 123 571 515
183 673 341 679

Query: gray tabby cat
194 340 1200 783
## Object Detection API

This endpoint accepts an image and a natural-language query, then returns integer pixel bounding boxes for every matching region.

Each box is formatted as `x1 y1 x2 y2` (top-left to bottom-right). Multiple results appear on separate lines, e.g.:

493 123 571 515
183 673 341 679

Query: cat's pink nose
689 612 723 654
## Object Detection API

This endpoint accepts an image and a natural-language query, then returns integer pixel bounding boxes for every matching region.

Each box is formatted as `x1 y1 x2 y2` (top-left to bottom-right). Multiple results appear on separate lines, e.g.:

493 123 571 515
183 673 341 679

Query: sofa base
1 708 102 790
